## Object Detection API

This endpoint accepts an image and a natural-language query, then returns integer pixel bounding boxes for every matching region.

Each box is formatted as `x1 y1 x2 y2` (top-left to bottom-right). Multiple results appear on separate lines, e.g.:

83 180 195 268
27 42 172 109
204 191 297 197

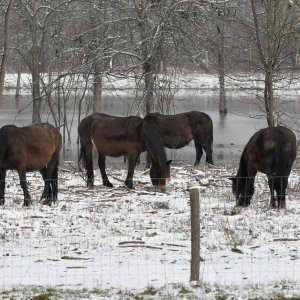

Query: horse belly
97 141 140 157
163 136 191 149
25 155 53 171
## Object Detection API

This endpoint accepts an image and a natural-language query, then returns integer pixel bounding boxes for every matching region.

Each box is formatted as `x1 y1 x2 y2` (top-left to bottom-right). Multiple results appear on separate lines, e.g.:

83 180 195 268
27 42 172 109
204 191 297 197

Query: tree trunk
264 68 275 127
218 24 227 115
31 0 42 123
32 68 42 123
137 1 156 114
15 69 21 98
0 0 15 100
144 57 155 114
93 61 102 113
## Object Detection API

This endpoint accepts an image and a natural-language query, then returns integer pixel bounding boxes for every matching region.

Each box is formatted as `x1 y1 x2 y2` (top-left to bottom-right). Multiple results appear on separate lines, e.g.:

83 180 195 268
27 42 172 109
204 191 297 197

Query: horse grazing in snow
143 111 214 165
229 126 296 209
78 113 171 189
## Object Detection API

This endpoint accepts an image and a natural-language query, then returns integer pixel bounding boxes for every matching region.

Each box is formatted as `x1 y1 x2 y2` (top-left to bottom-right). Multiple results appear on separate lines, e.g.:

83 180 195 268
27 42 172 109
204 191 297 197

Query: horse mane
141 119 167 169
0 128 7 164
0 126 14 164
237 147 248 178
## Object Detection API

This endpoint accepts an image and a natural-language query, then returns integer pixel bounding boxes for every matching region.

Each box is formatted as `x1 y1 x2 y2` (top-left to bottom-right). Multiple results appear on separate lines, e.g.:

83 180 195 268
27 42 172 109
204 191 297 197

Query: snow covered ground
1 72 300 298
1 160 300 299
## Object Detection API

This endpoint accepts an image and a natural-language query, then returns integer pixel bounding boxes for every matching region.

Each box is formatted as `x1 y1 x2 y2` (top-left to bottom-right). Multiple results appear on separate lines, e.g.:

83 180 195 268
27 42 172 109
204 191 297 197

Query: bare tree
14 0 73 123
236 0 298 126
0 0 15 99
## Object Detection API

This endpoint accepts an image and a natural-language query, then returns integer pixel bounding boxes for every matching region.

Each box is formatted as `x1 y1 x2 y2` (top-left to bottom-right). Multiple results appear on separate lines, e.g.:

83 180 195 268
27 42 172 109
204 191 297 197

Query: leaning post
190 187 200 283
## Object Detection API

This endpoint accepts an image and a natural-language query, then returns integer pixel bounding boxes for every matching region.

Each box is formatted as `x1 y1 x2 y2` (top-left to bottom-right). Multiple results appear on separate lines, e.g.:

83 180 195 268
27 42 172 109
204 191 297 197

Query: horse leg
47 154 59 204
98 153 113 187
268 176 277 208
275 177 288 209
193 140 203 166
202 142 214 165
18 169 31 207
85 147 94 188
124 153 139 189
0 169 6 205
40 157 59 205
145 152 151 168
51 160 59 204
244 172 256 206
40 168 51 200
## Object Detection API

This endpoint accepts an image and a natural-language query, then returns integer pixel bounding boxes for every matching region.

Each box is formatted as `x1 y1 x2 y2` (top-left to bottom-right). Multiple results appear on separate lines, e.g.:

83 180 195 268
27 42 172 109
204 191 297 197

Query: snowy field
1 160 300 299
1 73 300 298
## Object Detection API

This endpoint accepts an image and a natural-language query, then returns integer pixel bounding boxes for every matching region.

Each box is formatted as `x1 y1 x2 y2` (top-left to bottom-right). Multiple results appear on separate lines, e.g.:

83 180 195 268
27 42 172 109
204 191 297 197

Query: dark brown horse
0 123 62 206
229 126 296 209
143 111 214 165
78 113 171 189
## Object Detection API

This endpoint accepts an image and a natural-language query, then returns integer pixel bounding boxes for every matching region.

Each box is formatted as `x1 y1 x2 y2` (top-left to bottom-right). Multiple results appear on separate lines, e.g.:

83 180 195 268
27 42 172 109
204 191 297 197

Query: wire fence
0 163 300 292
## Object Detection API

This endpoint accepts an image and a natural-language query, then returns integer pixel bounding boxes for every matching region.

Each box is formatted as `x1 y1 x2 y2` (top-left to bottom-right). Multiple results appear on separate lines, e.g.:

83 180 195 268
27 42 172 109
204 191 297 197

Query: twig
160 242 187 248
139 168 150 175
112 175 124 183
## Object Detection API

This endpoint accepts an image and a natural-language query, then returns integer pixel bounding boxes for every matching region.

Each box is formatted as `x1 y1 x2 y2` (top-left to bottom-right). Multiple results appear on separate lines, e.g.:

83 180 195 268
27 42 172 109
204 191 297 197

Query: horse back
144 111 213 148
89 114 144 156
243 126 296 175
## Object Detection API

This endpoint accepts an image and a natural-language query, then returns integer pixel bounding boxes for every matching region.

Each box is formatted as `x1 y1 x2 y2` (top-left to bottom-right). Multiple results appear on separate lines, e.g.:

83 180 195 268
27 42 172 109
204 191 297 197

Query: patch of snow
0 162 300 298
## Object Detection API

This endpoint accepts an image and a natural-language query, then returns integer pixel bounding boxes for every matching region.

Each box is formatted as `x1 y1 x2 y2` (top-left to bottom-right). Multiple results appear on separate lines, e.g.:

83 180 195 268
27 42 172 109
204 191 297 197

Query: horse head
150 160 172 187
228 176 249 207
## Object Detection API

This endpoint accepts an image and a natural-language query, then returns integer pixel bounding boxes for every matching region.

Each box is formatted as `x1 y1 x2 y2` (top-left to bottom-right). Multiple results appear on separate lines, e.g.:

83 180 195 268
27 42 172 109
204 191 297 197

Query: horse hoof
125 183 133 189
103 182 113 188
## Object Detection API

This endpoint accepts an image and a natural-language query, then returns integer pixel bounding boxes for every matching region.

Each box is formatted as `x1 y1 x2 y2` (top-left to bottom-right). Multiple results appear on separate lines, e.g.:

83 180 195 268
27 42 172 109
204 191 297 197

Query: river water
1 91 299 165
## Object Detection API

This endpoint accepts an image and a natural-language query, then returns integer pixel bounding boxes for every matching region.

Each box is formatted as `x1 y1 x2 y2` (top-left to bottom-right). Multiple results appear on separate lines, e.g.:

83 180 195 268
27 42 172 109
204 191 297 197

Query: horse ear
167 160 172 166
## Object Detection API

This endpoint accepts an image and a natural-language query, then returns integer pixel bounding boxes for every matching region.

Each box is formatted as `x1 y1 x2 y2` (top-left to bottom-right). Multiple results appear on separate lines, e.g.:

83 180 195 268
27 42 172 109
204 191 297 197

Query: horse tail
78 116 94 170
141 119 167 168
207 115 214 151
274 130 289 178
0 126 9 164
78 143 87 170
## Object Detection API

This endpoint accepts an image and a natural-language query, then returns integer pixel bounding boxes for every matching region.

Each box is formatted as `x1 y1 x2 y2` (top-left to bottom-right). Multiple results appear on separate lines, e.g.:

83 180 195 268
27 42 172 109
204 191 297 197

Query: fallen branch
273 238 300 242
119 240 145 245
112 175 124 183
139 168 150 175
61 255 92 260
119 245 163 250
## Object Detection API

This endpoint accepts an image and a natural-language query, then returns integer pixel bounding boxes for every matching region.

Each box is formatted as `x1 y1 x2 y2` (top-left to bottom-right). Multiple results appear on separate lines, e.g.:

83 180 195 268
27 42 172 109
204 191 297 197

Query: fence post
190 187 200 283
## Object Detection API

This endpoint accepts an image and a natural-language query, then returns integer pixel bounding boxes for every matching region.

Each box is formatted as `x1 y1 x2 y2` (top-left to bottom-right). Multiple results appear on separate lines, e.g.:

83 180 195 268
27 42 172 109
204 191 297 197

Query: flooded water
1 90 299 165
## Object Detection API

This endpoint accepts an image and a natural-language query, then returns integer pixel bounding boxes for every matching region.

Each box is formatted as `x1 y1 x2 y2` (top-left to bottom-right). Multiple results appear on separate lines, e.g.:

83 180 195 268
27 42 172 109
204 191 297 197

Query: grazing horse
78 113 171 189
229 126 296 209
0 123 62 206
143 111 214 165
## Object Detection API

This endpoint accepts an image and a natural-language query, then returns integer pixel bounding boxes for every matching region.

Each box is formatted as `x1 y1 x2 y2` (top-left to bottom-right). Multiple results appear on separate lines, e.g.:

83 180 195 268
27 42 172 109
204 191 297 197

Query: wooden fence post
190 187 200 283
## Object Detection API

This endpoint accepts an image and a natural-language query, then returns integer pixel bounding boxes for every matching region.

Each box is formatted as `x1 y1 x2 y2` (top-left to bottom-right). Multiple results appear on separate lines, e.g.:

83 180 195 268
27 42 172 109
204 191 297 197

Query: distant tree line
0 0 300 127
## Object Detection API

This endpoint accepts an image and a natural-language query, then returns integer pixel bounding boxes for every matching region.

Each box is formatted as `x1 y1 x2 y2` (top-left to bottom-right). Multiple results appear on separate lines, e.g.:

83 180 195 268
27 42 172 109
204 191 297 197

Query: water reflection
0 91 299 164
